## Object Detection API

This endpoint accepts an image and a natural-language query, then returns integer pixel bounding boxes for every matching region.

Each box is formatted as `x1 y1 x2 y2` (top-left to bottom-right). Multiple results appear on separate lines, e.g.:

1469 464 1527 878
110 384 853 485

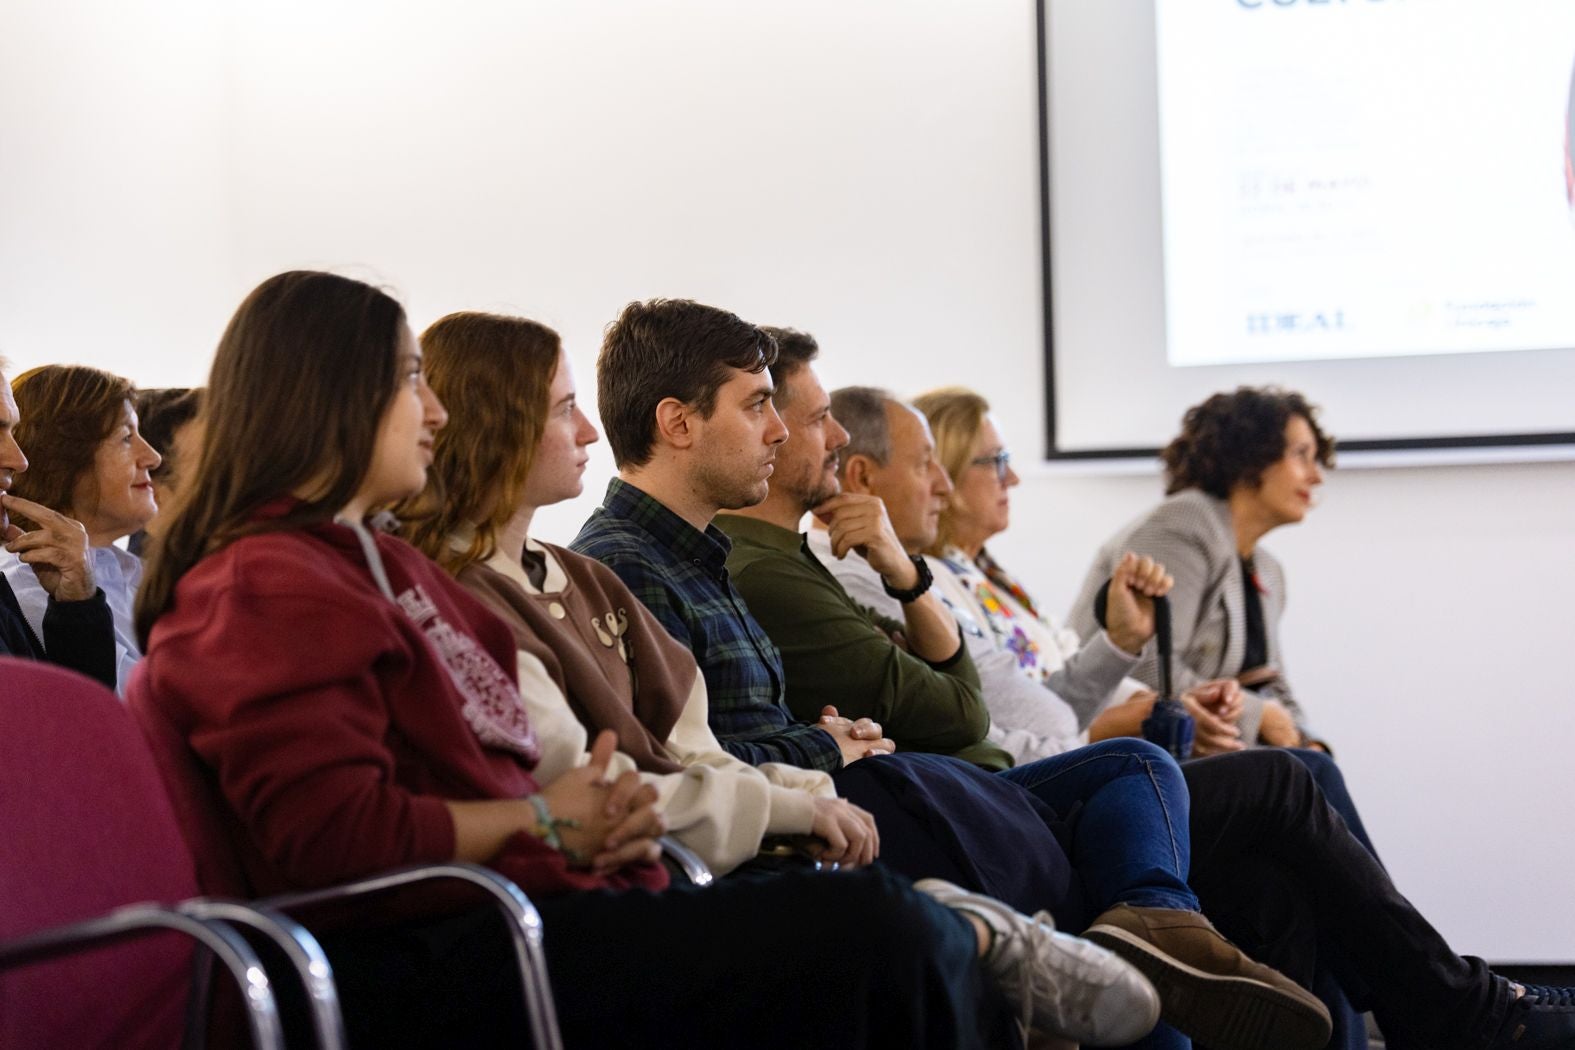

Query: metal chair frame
0 901 286 1049
658 836 715 888
259 862 563 1050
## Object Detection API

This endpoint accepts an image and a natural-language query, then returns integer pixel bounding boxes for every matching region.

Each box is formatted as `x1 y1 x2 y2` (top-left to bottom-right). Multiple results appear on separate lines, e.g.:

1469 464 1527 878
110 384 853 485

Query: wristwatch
882 554 934 603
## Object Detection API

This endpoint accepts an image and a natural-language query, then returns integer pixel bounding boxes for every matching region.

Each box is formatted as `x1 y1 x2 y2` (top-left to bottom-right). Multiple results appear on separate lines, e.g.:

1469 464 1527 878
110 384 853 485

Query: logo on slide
1245 310 1347 335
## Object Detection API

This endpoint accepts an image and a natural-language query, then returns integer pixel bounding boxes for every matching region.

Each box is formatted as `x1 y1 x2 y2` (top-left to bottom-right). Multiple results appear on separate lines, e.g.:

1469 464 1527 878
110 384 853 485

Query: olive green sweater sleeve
719 518 1009 770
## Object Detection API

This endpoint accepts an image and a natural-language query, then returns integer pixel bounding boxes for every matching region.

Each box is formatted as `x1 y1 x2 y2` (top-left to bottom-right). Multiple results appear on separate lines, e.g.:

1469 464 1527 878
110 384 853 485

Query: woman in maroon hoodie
127 270 1157 1050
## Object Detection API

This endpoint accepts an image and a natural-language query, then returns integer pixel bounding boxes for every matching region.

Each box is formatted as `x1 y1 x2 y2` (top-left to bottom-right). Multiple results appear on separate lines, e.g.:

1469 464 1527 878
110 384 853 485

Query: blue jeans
997 738 1199 919
998 739 1198 1049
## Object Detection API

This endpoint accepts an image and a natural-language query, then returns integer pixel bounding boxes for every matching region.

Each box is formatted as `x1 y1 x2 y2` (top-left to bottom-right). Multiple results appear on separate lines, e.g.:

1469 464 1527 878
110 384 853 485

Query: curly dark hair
1162 386 1335 498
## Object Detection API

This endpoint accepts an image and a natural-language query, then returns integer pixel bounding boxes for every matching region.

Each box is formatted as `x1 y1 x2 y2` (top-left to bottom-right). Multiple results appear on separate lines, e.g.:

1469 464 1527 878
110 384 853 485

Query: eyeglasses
969 449 1012 482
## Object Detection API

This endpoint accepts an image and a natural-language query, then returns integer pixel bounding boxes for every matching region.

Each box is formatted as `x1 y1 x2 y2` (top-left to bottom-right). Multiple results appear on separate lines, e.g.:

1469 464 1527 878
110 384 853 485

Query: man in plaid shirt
572 473 851 771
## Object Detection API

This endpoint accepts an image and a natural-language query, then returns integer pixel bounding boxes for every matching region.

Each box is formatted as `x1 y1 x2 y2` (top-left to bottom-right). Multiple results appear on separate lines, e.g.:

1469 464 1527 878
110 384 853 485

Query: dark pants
1283 747 1379 1050
833 750 1081 919
1285 746 1381 861
317 865 1015 1050
1184 749 1512 1050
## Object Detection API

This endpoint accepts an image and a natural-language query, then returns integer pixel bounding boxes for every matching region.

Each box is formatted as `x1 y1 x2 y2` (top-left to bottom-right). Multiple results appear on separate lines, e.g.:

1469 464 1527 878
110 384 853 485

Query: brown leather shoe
1084 904 1332 1050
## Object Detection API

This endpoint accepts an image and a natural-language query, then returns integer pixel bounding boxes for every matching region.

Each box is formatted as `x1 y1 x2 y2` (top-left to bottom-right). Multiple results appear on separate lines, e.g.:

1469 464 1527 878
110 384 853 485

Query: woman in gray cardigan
1069 387 1334 751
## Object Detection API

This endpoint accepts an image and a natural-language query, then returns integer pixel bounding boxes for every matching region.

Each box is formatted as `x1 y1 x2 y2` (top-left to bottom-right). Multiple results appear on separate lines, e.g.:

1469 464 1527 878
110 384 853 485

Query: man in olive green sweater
715 330 1163 768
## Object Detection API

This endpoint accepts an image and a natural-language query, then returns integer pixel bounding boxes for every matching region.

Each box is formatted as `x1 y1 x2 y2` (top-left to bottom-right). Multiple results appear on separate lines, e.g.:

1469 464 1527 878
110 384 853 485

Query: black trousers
1183 749 1511 1050
316 865 1017 1050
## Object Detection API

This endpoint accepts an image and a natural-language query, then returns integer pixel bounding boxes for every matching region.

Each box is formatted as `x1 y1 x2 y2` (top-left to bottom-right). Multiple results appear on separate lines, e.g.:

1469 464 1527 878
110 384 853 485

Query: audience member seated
0 359 117 688
3 365 160 693
1067 386 1333 752
571 302 1334 1050
129 386 203 557
903 387 1246 759
823 384 1128 757
126 270 1161 1050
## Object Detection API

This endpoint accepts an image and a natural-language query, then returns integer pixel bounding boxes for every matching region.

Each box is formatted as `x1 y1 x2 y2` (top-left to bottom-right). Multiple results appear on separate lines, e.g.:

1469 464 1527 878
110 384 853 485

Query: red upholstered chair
0 656 290 1048
129 671 565 1050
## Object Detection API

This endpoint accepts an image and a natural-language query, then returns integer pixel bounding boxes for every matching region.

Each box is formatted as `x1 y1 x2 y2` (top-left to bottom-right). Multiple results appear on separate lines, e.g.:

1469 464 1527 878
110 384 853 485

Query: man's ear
653 397 696 451
841 454 877 495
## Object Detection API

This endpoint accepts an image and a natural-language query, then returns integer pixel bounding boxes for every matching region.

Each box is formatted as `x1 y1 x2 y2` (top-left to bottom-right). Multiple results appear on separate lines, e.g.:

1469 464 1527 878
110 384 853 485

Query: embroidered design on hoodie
398 584 541 763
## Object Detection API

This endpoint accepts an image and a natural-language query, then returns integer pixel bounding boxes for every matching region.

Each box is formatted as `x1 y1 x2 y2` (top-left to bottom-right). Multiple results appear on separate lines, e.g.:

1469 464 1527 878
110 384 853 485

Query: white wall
2 0 1570 961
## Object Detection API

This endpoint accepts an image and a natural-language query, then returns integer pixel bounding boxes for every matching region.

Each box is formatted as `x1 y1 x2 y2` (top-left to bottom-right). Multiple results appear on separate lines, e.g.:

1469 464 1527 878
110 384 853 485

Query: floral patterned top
940 546 1084 688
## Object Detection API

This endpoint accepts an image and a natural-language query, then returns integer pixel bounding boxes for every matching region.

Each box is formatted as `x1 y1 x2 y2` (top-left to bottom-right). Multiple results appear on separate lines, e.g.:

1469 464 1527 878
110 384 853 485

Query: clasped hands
815 704 896 766
1130 679 1304 755
534 730 665 874
1126 678 1247 756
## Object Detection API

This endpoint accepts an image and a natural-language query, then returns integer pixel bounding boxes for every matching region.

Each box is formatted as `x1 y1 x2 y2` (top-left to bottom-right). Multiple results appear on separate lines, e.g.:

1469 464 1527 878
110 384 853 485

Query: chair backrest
0 657 194 1048
127 686 255 899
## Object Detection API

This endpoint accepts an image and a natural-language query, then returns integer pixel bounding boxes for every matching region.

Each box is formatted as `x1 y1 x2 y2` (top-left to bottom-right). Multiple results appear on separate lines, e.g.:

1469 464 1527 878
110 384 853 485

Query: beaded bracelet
528 794 585 863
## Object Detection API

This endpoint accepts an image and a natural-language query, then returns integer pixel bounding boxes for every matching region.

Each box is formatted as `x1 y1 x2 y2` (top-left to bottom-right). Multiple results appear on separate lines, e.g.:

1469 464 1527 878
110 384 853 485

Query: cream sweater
470 539 835 876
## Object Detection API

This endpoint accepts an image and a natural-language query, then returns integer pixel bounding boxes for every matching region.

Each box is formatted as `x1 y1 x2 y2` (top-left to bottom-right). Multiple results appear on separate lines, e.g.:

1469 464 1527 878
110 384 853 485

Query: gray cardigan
1067 489 1313 746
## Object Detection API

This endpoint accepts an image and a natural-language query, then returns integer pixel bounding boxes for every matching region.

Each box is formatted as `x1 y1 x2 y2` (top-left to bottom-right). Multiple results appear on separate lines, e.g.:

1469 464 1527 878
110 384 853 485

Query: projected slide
1157 1 1575 367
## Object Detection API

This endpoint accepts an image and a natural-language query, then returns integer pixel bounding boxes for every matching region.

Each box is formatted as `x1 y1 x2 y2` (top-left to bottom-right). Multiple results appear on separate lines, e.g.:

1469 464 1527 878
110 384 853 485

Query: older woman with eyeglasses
912 388 1164 748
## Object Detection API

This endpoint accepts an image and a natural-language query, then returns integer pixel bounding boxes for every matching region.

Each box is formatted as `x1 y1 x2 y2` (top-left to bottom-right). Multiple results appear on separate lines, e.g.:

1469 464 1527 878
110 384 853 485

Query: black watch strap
882 554 933 603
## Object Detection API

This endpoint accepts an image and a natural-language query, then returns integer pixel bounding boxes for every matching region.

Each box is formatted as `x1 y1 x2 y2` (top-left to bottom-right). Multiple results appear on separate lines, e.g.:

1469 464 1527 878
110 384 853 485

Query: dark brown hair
135 387 204 482
759 326 818 405
9 365 136 520
1162 386 1335 498
135 270 407 645
399 312 562 574
597 299 776 468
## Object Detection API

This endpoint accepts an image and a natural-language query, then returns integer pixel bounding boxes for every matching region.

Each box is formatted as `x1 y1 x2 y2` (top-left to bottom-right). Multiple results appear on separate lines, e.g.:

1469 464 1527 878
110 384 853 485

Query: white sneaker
915 878 1161 1047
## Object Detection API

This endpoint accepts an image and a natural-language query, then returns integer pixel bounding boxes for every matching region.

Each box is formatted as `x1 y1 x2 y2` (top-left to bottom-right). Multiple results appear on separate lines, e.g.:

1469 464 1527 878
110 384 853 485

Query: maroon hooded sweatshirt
129 509 667 898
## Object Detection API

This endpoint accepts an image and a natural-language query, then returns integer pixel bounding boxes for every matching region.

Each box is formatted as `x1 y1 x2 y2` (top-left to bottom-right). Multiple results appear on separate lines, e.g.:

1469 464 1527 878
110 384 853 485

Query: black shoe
1489 984 1575 1047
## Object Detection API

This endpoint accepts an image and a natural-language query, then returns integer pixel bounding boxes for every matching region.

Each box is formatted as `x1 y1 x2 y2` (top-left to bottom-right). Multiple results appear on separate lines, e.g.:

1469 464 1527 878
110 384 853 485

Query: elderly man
572 301 1332 1050
816 384 1155 761
0 360 115 686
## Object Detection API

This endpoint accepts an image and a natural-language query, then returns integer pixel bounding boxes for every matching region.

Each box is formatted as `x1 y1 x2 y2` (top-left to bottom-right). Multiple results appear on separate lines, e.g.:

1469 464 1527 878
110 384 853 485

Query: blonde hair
911 386 991 556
